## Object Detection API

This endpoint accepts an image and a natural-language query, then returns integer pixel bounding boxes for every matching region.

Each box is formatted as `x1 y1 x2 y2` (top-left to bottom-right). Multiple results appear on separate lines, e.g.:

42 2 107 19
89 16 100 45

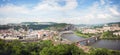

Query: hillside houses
77 24 120 34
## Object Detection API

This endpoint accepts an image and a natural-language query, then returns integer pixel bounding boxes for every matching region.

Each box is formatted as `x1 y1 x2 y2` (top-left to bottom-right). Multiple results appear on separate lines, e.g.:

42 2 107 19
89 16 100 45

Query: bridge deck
77 36 100 42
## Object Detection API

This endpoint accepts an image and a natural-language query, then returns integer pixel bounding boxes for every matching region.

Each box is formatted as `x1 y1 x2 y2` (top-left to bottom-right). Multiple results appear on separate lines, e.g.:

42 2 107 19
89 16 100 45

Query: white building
113 32 120 35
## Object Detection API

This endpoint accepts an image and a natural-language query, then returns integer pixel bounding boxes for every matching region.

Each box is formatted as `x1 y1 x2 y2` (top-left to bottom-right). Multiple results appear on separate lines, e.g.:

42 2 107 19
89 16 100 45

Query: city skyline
0 0 120 24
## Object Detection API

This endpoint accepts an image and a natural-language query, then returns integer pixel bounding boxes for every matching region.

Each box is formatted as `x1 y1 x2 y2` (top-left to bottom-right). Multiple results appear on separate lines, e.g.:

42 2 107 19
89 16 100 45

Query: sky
0 0 120 24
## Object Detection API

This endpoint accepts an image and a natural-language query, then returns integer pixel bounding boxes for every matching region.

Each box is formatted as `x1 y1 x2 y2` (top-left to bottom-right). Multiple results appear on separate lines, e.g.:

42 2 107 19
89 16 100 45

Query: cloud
33 0 78 11
0 0 120 24
0 4 29 15
61 0 120 24
109 7 120 16
100 0 105 5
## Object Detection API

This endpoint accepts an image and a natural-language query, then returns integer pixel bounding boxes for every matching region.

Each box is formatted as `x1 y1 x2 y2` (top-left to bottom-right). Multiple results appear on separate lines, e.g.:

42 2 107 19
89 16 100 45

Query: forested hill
21 22 57 25
0 22 69 30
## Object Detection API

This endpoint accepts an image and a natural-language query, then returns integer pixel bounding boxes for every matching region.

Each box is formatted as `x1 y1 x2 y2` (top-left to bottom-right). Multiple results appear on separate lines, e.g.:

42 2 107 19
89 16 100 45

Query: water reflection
62 33 120 50
90 40 120 50
61 33 84 42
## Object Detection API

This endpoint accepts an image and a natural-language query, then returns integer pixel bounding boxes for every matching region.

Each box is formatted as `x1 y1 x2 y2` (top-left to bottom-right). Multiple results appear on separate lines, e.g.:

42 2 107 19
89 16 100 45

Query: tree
0 39 5 54
111 50 120 55
40 44 86 55
90 48 111 55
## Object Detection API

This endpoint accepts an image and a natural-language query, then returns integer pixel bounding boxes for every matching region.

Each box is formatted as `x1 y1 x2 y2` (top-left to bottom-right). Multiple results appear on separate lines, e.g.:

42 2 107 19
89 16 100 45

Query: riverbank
74 31 95 38
101 37 120 40
74 31 120 40
101 31 120 40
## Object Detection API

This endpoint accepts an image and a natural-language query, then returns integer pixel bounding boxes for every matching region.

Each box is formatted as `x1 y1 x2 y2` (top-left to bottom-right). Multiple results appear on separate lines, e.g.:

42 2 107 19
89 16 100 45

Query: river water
61 33 120 50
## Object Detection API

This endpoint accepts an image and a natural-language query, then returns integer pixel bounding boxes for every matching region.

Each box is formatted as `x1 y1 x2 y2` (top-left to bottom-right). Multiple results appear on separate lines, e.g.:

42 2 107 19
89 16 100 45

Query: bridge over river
59 31 100 45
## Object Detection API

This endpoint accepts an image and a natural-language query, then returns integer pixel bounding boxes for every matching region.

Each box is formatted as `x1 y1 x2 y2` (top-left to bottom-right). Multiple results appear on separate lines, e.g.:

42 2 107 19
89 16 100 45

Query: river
61 33 120 51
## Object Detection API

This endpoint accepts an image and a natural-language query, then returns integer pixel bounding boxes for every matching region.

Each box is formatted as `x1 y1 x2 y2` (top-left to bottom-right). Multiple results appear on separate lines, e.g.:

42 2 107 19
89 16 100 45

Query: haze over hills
75 22 120 28
3 21 120 25
0 21 119 30
20 22 57 25
76 22 120 25
5 22 58 26
1 21 120 27
0 22 69 30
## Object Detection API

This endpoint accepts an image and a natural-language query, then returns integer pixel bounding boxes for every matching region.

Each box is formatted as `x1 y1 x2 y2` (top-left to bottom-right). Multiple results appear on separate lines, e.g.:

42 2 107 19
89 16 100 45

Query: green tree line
0 39 120 55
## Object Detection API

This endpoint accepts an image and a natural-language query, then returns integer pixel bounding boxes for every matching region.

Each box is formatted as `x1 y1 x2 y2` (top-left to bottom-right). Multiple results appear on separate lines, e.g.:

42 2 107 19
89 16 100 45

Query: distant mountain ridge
76 22 120 26
21 22 57 25
3 22 69 30
107 22 120 25
75 22 120 28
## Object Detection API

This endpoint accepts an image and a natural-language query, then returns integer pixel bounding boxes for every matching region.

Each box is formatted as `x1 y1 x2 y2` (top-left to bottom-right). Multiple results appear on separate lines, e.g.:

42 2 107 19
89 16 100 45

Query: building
113 32 120 35
82 29 100 34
